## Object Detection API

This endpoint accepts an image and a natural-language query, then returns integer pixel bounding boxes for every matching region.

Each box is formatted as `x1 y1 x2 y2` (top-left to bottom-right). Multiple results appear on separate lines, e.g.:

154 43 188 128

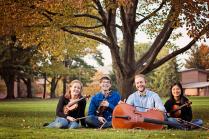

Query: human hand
67 116 76 122
118 99 126 104
148 107 160 111
100 100 109 107
98 116 106 124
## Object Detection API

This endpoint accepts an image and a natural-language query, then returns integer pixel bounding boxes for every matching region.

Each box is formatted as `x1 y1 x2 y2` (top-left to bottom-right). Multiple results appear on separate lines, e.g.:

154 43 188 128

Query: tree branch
65 24 103 30
93 0 107 25
60 27 111 46
148 23 209 72
73 14 103 23
135 0 166 28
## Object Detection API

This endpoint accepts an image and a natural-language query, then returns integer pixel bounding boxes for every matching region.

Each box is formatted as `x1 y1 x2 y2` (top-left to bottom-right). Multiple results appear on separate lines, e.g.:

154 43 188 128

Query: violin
112 103 165 130
96 98 108 116
64 95 90 114
170 101 192 118
96 91 111 116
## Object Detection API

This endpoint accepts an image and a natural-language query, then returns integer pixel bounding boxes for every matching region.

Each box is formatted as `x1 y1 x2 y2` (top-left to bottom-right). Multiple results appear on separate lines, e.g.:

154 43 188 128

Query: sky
85 29 209 73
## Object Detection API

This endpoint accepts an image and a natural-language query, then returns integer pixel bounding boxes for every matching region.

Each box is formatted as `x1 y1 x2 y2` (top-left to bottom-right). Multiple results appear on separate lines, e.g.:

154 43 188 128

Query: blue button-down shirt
88 90 121 121
126 89 166 112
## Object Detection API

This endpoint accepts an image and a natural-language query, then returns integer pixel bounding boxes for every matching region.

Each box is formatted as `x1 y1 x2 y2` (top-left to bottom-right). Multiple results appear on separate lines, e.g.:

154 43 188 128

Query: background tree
185 43 209 69
0 35 38 99
147 49 179 97
0 0 102 99
1 0 208 98
35 0 208 98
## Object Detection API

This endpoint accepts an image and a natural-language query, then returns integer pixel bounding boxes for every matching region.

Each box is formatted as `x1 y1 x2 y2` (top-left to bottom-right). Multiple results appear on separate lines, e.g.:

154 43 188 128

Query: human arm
126 94 134 106
106 92 121 110
56 96 67 118
164 99 173 113
87 96 97 116
79 99 87 127
181 97 193 121
152 94 166 112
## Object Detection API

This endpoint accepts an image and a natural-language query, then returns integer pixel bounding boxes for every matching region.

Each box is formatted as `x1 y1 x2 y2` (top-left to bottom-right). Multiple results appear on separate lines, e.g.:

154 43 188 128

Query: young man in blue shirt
85 75 121 128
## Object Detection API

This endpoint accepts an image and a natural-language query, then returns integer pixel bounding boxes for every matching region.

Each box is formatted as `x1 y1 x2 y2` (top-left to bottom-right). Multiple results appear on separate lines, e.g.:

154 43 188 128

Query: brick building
180 69 209 96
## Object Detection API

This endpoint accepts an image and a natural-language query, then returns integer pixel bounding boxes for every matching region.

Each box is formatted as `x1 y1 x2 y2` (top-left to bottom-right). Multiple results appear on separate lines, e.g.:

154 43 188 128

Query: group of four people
44 74 203 130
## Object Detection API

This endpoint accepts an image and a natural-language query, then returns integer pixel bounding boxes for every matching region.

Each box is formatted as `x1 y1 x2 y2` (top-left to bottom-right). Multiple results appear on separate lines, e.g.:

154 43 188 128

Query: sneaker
43 123 49 127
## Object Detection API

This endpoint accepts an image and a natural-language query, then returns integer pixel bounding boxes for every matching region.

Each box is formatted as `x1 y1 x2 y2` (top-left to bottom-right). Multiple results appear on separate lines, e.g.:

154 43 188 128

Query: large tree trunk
116 75 135 99
4 75 15 99
43 73 47 99
50 77 56 98
22 78 32 98
63 76 67 95
17 77 21 98
26 78 32 98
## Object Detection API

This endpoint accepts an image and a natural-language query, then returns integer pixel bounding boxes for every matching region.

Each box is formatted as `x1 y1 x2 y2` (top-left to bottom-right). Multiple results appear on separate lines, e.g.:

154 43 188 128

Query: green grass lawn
0 97 208 139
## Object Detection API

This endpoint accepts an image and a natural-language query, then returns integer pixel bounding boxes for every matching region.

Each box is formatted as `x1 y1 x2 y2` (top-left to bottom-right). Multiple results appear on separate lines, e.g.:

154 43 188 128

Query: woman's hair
169 82 185 103
64 80 83 99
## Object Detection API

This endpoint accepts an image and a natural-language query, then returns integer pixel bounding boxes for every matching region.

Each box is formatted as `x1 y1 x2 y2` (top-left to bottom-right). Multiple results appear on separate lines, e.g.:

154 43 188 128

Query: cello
112 103 177 130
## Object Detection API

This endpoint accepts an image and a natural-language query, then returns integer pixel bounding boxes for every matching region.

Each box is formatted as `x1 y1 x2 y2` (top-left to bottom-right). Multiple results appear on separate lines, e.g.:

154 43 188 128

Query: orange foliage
199 43 209 69
83 71 104 96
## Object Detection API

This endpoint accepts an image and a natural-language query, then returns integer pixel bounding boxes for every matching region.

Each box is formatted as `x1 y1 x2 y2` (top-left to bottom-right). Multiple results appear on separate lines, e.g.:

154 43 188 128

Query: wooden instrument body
112 103 165 130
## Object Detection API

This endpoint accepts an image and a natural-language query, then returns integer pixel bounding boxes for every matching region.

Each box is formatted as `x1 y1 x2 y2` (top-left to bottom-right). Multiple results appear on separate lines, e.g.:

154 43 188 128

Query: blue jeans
189 119 203 129
85 115 112 128
46 117 80 129
166 117 203 130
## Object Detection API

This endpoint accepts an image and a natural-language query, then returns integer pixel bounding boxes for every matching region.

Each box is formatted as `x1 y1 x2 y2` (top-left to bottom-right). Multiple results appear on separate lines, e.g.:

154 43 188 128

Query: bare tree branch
65 24 103 30
148 23 209 72
73 14 103 23
93 0 107 25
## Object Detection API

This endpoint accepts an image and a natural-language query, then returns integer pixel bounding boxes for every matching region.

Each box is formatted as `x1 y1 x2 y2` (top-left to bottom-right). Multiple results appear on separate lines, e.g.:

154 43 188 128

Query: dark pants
85 115 112 128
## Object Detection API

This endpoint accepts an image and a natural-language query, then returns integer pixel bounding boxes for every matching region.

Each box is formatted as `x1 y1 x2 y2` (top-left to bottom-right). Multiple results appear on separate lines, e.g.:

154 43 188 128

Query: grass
0 97 208 139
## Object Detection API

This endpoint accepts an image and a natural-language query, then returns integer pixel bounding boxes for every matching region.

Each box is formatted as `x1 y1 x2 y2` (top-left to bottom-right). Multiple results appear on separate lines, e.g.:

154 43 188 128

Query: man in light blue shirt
126 74 165 112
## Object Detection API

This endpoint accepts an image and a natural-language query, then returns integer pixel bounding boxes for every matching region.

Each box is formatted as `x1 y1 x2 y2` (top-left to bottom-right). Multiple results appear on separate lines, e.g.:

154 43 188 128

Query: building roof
179 68 209 74
182 82 209 89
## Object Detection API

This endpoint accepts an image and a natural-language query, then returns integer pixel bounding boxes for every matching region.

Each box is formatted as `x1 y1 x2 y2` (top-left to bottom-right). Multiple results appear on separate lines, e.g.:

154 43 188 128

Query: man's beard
138 86 145 92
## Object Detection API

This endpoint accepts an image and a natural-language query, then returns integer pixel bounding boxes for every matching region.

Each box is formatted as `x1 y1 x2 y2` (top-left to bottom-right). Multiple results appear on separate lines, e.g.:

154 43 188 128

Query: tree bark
26 78 32 98
50 77 56 98
4 74 15 99
17 77 21 98
63 76 67 95
43 73 47 99
115 74 135 99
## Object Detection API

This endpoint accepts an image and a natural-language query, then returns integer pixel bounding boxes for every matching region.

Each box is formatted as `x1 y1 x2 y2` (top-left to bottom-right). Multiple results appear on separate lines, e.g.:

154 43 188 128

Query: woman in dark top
165 82 203 129
46 80 86 129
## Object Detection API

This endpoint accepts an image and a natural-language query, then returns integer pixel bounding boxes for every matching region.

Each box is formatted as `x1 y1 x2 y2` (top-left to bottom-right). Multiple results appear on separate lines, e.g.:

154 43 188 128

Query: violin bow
177 118 209 130
75 116 89 121
99 119 107 130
